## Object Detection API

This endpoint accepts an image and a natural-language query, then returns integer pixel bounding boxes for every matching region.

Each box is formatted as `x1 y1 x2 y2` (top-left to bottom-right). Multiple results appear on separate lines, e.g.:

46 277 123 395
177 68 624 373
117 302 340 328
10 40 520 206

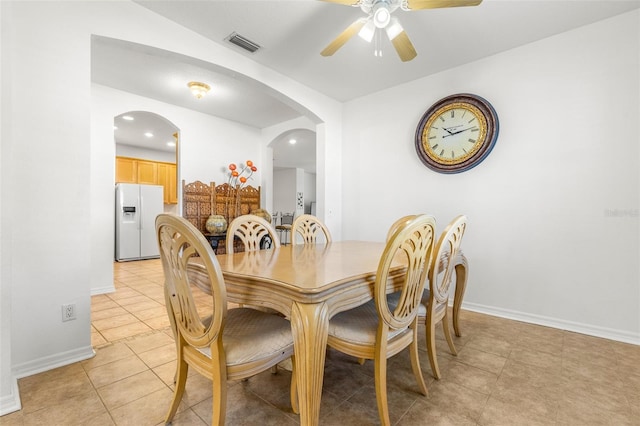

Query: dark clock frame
415 93 499 174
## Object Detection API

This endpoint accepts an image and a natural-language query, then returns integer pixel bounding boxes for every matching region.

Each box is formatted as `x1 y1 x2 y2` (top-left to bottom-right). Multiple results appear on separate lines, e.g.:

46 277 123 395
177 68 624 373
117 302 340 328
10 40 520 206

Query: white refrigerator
115 183 164 261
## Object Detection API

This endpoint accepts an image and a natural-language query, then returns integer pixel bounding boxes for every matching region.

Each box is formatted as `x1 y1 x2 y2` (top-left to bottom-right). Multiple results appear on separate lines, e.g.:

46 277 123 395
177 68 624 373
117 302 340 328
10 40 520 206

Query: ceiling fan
320 0 482 62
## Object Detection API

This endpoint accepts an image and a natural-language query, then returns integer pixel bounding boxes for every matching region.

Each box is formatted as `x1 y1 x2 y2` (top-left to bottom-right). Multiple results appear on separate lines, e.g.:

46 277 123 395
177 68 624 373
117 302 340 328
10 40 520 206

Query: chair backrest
429 215 467 306
156 214 225 348
291 214 332 245
280 213 294 226
376 214 436 331
226 214 281 254
385 215 417 242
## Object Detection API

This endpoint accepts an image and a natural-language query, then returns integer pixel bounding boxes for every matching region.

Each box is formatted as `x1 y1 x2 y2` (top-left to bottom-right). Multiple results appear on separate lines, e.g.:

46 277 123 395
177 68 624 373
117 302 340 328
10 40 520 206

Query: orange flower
239 176 247 183
250 166 257 172
231 170 239 177
228 163 237 171
246 160 253 167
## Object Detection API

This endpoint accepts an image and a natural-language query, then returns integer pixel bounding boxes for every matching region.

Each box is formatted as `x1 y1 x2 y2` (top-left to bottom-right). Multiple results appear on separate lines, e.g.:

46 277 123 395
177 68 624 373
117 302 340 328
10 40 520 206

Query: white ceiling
94 0 640 171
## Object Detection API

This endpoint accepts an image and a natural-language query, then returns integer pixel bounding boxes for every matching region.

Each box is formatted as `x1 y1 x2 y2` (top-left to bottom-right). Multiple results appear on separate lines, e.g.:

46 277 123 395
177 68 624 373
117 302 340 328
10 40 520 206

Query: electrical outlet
62 303 76 322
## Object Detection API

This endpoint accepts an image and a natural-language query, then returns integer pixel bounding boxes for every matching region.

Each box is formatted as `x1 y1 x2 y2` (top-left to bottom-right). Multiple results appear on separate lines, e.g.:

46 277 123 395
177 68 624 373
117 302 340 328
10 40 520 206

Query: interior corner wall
342 10 640 343
0 1 20 415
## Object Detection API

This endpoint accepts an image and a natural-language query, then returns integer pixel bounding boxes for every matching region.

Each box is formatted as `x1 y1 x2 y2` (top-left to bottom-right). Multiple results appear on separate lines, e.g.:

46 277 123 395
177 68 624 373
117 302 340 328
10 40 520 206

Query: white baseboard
462 301 640 345
91 285 115 296
0 377 21 416
12 345 96 380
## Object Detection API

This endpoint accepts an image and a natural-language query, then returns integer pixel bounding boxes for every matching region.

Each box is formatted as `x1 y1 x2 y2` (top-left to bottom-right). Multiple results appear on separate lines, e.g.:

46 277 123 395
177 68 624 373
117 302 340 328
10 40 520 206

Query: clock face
415 94 499 174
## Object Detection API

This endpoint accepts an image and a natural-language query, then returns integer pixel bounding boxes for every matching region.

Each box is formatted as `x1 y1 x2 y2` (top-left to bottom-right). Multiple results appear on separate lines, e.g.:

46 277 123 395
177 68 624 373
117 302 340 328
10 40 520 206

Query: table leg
452 253 468 337
289 301 330 426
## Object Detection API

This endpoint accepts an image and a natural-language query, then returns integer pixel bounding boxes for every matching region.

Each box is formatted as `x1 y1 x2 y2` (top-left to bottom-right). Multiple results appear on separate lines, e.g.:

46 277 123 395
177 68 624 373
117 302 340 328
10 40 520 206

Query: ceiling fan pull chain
375 28 383 57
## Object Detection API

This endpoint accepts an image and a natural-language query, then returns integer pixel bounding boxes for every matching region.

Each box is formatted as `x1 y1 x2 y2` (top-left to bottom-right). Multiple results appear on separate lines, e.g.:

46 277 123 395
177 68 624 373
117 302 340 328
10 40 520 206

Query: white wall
1 0 342 414
116 145 176 163
273 168 298 215
342 10 639 343
2 1 96 394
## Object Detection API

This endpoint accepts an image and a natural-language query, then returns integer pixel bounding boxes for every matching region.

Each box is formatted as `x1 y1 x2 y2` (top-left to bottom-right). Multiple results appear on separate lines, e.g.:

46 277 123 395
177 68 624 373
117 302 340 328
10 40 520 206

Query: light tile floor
3 259 639 425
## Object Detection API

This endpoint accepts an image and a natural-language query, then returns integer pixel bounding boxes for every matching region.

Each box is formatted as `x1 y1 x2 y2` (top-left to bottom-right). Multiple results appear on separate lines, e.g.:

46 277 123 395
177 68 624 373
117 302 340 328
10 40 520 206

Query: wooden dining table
215 241 404 426
214 240 468 426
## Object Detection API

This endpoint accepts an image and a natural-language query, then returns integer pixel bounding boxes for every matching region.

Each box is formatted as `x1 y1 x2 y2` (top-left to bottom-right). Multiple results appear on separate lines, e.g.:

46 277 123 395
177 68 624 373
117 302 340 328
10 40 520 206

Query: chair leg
374 355 391 426
165 358 188 424
426 319 441 380
290 355 299 415
453 256 468 337
442 312 458 356
211 362 228 426
409 335 428 396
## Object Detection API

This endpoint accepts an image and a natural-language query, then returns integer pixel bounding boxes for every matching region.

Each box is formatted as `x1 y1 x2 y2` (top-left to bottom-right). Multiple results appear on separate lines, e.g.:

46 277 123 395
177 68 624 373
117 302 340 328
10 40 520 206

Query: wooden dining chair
275 212 294 245
226 214 281 254
290 214 332 245
387 214 468 379
155 214 297 425
423 215 467 378
326 214 436 426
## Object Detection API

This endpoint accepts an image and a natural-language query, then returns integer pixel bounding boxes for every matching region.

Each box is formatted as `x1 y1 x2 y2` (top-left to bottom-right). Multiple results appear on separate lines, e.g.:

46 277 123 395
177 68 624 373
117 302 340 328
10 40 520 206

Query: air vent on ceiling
226 32 261 53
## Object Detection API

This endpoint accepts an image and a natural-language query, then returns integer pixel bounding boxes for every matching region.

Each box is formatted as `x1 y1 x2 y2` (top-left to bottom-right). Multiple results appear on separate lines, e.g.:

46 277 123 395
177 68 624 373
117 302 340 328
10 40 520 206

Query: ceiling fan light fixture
358 19 376 42
187 81 211 99
385 17 403 40
373 2 391 28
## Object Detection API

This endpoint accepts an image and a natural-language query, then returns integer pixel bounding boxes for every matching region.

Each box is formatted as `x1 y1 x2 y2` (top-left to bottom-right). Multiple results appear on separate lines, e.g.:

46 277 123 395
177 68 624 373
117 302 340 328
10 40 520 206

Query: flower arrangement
228 160 257 188
225 160 257 221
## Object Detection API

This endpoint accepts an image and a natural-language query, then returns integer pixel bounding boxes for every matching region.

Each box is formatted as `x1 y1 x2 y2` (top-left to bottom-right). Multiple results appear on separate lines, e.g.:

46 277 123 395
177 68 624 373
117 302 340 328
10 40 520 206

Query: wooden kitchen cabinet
116 156 177 204
136 160 158 185
157 162 178 204
115 157 137 183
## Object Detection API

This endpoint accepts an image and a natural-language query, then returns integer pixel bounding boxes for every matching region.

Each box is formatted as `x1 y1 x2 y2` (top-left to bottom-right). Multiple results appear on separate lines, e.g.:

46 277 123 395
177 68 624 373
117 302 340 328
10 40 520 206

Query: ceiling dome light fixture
187 81 211 99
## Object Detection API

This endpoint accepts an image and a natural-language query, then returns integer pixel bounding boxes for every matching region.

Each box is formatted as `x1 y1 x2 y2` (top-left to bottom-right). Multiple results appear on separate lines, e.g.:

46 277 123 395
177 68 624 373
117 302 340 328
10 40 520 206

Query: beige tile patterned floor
2 259 639 425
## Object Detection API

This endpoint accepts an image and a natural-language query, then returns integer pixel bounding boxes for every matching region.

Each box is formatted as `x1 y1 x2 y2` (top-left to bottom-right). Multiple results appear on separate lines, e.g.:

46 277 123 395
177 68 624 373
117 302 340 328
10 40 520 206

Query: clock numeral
461 110 467 119
432 143 439 150
451 151 455 159
463 148 468 154
471 127 479 132
439 149 445 156
468 138 476 143
468 117 476 124
439 116 445 122
450 110 455 119
428 135 436 140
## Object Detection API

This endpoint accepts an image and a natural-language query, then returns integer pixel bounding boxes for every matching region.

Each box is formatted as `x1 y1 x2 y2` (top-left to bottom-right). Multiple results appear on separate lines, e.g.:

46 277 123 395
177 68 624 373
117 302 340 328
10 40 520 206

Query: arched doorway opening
269 128 316 219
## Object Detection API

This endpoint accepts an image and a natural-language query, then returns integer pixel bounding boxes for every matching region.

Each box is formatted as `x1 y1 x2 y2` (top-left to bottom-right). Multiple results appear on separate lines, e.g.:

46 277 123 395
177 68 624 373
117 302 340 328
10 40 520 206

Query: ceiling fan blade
405 0 482 10
321 18 367 57
318 0 361 4
390 30 417 62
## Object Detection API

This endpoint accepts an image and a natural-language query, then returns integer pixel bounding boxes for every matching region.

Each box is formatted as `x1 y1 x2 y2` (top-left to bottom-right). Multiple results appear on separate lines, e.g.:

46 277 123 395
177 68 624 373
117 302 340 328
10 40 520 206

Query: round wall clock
415 94 499 174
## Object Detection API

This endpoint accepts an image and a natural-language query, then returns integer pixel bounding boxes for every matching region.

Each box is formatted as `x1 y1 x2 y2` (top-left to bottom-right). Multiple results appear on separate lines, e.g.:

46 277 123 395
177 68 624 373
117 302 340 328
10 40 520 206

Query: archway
269 128 317 219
